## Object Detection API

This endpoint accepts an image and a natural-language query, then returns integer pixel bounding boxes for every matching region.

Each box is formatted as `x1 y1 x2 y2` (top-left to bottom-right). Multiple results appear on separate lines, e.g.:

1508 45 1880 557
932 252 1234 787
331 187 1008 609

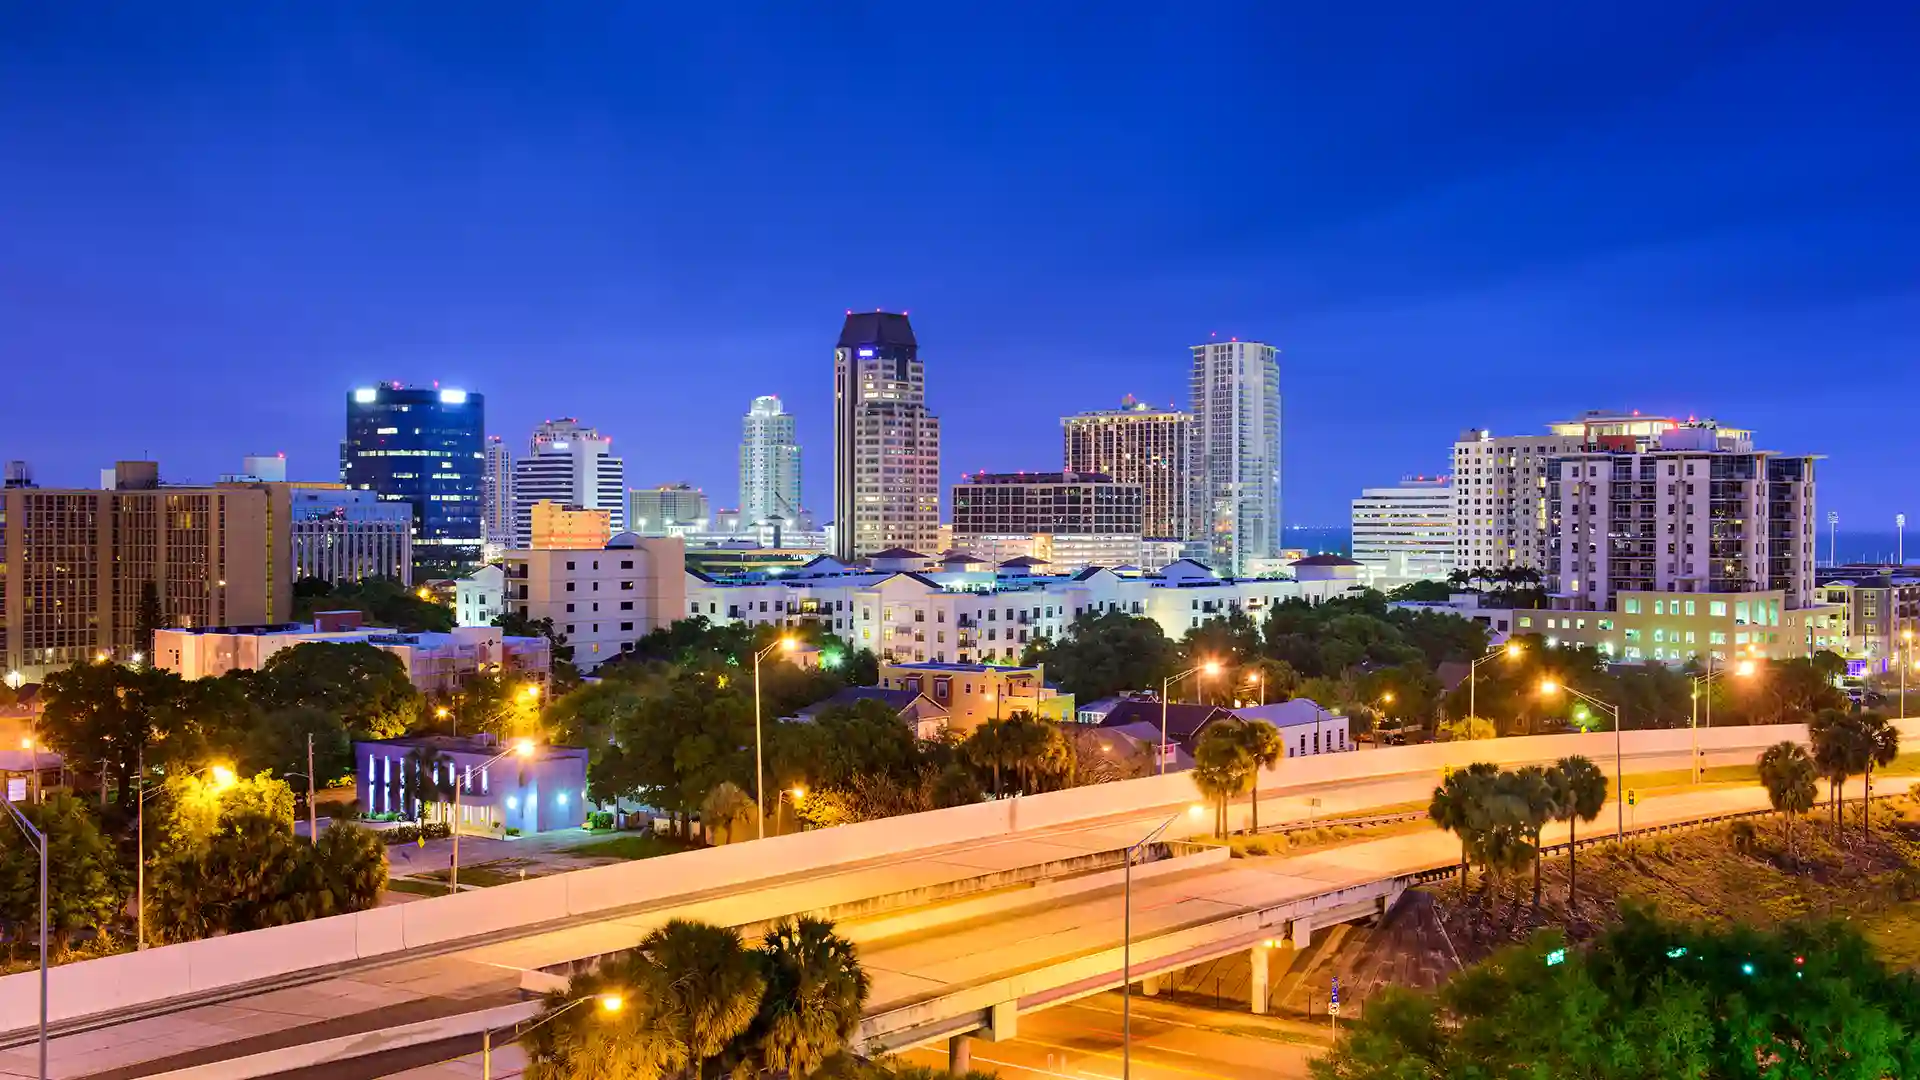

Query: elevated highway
0 720 1904 1078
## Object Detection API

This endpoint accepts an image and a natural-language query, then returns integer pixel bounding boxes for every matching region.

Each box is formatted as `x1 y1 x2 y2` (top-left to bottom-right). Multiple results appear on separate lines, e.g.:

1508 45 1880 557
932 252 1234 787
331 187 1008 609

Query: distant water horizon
1280 526 1916 568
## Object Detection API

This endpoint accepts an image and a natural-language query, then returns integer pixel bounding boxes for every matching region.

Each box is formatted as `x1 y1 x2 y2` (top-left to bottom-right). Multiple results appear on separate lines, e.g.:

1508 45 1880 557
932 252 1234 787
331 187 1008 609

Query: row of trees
1756 709 1901 856
1427 756 1609 918
1313 905 1920 1079
0 771 388 958
1190 717 1284 836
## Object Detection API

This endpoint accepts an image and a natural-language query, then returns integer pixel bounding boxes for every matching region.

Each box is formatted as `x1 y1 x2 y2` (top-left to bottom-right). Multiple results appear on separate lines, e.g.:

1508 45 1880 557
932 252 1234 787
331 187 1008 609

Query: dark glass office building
341 385 485 577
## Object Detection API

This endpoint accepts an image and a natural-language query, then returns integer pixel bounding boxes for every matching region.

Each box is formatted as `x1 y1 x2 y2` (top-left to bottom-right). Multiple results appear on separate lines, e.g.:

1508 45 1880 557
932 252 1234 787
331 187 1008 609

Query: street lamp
1540 680 1623 838
452 738 536 893
485 991 624 1080
1690 653 1756 781
1245 670 1266 707
1 798 46 1079
751 637 796 840
1467 642 1523 726
1123 805 1205 1080
138 759 235 950
2 670 22 691
19 738 38 804
1159 661 1220 775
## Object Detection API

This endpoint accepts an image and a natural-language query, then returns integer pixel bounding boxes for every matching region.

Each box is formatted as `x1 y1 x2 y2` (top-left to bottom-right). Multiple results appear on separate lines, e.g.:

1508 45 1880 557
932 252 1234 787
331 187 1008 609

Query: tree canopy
292 576 452 632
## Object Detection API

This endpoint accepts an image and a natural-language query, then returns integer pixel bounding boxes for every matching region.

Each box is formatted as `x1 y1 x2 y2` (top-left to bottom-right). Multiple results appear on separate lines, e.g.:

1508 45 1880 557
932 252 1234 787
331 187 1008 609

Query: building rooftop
838 311 917 350
1290 554 1363 567
959 471 1117 485
354 734 585 761
887 660 1038 674
868 547 931 560
1233 699 1345 730
1098 699 1231 744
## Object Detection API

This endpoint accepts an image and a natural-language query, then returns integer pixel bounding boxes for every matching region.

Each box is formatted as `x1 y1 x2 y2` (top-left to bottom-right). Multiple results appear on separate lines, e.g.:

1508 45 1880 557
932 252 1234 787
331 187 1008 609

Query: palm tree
637 919 766 1079
1428 762 1498 891
1232 719 1285 833
1192 721 1254 838
523 964 677 1080
1757 741 1818 859
1809 709 1856 831
401 746 458 823
1549 755 1607 914
1856 712 1899 841
1504 766 1562 920
963 718 1018 798
742 916 871 1077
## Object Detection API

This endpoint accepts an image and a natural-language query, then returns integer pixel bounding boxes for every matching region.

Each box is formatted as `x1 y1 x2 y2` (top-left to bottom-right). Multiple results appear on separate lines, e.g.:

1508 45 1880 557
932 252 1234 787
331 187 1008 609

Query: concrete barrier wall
8 718 1917 1034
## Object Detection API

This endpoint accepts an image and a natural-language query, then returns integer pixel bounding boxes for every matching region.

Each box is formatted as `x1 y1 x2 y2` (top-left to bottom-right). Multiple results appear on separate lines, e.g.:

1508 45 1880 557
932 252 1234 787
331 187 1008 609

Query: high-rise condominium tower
833 312 940 560
1062 396 1191 541
482 436 513 550
1188 339 1281 576
511 419 626 548
740 395 802 528
342 384 485 576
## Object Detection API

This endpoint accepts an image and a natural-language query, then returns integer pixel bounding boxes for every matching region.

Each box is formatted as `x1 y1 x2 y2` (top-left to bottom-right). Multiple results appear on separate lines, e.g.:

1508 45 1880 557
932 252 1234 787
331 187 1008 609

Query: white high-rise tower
740 395 802 528
510 418 626 548
482 435 512 552
1188 338 1280 576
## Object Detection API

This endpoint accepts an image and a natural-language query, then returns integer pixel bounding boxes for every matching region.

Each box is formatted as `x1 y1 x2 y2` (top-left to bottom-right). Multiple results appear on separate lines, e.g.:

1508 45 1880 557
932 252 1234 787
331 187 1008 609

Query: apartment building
502 533 687 670
288 486 413 586
155 611 550 693
1350 477 1455 587
1815 564 1920 674
1189 339 1281 576
833 311 942 559
1061 398 1191 541
1 462 292 680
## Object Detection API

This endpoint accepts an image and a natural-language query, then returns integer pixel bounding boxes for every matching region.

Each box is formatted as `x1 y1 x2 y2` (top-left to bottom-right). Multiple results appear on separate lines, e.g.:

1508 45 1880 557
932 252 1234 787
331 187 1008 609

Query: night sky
4 3 1916 527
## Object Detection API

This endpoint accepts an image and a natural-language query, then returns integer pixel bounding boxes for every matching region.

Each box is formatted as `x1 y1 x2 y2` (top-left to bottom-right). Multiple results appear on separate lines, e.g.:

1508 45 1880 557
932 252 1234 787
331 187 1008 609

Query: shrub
1243 838 1271 856
506 826 522 838
587 810 615 831
1729 820 1758 854
421 821 451 841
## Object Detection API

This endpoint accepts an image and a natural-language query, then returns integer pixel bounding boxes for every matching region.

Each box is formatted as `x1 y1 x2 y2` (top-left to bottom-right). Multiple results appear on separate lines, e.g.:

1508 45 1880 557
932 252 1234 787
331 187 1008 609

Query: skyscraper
1188 339 1281 576
1351 477 1455 586
1062 396 1191 541
740 395 802 528
342 384 485 576
482 435 513 551
629 482 710 535
833 312 941 559
511 419 626 548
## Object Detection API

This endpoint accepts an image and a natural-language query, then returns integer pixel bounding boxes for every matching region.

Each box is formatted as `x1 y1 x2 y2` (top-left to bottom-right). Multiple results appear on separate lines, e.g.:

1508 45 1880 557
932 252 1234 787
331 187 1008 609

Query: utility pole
307 733 318 843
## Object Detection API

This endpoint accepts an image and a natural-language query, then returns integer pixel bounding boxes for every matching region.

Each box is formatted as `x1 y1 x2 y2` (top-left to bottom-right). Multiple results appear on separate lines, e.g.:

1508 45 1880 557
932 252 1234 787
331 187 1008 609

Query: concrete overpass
0 720 1902 1077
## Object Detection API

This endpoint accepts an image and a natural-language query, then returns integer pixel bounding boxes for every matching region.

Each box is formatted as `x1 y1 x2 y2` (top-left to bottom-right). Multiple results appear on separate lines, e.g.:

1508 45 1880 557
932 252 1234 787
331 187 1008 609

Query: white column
949 1034 971 1072
1250 944 1270 1015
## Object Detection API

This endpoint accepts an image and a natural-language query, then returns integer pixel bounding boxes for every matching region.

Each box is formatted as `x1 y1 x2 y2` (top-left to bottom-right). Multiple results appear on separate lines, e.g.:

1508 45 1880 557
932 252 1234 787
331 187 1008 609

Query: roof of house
1233 699 1345 729
869 547 931 560
998 556 1050 568
1100 720 1194 769
1097 699 1233 744
793 686 950 721
1290 554 1363 567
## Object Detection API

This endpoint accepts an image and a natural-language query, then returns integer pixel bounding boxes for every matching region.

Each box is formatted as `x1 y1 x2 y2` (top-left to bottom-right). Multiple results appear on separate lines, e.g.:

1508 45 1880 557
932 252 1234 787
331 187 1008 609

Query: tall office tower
342 385 486 577
1453 410 1702 574
833 311 941 560
482 436 513 550
740 395 802 528
510 418 626 548
288 486 415 585
0 462 292 680
1351 477 1456 586
1062 396 1191 541
1548 420 1816 611
1188 339 1281 576
630 482 710 535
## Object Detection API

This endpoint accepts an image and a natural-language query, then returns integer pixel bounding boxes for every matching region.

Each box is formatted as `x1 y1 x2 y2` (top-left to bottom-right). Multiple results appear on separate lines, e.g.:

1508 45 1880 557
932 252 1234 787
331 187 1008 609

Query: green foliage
255 642 422 740
134 580 164 662
1020 610 1180 702
377 821 451 845
1180 609 1263 669
293 576 452 632
0 794 124 956
147 812 387 943
1436 715 1495 742
39 662 189 797
159 769 295 851
527 917 874 1080
238 704 353 786
1192 719 1258 838
961 713 1070 797
1313 906 1920 1080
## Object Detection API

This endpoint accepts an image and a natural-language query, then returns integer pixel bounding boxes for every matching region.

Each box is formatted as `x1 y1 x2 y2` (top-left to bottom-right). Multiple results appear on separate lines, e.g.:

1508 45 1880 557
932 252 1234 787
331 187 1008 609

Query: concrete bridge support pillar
1250 943 1271 1015
949 1034 972 1072
1291 917 1313 950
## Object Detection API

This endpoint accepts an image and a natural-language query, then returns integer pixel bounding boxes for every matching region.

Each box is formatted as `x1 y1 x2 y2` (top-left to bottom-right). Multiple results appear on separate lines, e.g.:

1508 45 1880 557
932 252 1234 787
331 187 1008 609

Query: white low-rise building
502 533 687 671
684 556 1353 664
456 565 505 628
154 611 550 693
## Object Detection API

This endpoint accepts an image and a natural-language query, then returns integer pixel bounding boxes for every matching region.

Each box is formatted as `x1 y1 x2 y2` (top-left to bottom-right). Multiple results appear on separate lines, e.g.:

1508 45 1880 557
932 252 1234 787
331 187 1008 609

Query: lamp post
1690 654 1756 781
138 758 234 950
484 991 624 1080
1123 805 1204 1080
452 738 536 893
19 737 38 804
751 637 796 840
1159 662 1220 775
1541 680 1623 837
2 798 46 1079
1467 642 1524 727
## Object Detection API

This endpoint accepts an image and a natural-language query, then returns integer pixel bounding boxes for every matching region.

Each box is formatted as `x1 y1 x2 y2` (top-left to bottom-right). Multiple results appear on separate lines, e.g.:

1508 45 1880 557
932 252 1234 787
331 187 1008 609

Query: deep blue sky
4 3 1916 527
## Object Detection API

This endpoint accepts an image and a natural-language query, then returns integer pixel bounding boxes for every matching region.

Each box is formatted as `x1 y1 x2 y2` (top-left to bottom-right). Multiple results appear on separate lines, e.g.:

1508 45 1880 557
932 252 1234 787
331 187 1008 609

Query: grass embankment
570 832 695 860
1430 790 1920 966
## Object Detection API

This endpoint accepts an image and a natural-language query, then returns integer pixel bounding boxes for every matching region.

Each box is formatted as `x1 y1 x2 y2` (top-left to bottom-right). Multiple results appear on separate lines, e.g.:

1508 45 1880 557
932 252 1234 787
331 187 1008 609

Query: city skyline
3 5 1916 527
